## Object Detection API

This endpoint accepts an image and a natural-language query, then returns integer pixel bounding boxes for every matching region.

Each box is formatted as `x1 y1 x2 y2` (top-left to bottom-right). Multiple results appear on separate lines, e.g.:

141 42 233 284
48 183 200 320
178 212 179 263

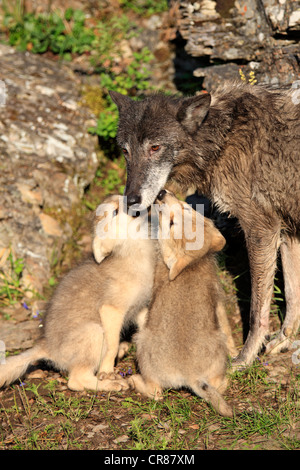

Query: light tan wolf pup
0 195 157 392
129 190 235 417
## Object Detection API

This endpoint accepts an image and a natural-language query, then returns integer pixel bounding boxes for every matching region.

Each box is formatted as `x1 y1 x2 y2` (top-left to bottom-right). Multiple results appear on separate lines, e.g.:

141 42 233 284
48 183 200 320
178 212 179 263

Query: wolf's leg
128 374 163 400
98 304 125 375
266 235 300 354
233 221 281 367
68 366 129 392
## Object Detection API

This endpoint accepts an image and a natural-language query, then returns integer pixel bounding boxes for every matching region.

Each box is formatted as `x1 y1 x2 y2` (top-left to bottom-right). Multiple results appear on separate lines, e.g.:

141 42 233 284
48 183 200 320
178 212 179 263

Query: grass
1 156 298 450
0 351 299 450
0 250 28 308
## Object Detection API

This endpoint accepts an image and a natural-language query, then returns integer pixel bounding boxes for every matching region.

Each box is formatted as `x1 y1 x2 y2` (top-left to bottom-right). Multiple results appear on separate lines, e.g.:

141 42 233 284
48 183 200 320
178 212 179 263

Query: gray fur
129 191 234 417
110 82 300 366
0 195 157 391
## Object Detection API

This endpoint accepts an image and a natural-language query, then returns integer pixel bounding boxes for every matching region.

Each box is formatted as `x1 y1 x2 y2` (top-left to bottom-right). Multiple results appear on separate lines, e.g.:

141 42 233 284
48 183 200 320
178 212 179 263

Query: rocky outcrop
177 0 300 91
0 44 98 300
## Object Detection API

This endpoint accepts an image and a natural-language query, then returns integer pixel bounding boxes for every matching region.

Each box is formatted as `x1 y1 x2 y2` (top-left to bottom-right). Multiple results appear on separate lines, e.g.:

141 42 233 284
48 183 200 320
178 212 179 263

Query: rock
0 44 98 303
0 318 41 351
113 435 130 444
177 0 300 91
38 213 64 237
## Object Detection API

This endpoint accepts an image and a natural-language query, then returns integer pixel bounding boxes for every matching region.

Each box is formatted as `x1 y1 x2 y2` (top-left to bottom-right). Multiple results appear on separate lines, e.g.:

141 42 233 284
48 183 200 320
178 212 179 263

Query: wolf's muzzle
126 194 141 207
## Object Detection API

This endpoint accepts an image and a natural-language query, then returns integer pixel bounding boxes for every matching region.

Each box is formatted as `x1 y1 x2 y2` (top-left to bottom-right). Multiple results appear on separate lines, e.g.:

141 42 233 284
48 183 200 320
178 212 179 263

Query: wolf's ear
177 93 211 134
109 90 133 110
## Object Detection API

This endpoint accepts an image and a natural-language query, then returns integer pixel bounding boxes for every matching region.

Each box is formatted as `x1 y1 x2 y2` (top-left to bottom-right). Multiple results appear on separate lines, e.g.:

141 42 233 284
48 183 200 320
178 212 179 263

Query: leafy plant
88 48 153 143
2 8 96 59
1 7 154 151
91 14 135 67
239 68 257 85
120 0 168 16
0 250 25 307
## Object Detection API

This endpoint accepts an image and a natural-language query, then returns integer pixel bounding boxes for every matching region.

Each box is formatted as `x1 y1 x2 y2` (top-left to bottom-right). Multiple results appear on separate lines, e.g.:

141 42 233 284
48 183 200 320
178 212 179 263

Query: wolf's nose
126 194 141 206
157 189 166 201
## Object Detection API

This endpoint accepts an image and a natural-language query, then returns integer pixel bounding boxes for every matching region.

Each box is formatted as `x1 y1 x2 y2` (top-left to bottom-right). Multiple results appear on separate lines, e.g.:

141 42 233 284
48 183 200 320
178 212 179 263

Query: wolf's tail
192 379 233 417
0 340 48 388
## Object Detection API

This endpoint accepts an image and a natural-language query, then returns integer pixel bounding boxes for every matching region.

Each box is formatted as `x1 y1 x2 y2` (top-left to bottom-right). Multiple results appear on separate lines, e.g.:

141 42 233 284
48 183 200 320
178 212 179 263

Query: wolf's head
110 91 211 209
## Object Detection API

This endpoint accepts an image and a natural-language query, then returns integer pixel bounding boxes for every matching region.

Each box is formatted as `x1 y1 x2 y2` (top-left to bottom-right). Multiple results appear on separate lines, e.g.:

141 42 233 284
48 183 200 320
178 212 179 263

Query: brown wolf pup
110 82 300 367
0 195 157 392
129 190 234 417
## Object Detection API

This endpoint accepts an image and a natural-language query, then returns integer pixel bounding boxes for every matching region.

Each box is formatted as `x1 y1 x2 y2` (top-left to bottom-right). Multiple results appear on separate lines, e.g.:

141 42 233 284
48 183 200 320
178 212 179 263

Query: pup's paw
127 376 135 389
96 377 130 392
117 341 130 360
112 378 130 391
98 371 119 381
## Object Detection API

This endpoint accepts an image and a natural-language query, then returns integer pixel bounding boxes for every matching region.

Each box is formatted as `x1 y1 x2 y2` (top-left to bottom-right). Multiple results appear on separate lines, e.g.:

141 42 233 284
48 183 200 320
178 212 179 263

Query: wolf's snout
126 194 141 207
157 189 167 201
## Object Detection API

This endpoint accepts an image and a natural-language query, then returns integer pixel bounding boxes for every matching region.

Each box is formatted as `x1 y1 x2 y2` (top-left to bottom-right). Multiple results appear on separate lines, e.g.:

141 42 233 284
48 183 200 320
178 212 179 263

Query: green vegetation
0 250 26 307
120 0 168 16
0 4 156 152
0 357 299 450
88 48 153 144
2 8 95 59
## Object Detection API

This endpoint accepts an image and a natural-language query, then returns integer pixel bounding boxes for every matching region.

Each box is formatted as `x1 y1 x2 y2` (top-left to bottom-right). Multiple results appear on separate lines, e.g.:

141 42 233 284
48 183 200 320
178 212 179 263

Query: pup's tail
0 340 48 388
192 380 233 417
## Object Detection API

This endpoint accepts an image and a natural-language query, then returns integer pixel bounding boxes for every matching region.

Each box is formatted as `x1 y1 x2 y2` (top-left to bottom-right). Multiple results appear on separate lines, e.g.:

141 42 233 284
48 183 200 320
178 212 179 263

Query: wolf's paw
229 359 248 372
265 330 294 355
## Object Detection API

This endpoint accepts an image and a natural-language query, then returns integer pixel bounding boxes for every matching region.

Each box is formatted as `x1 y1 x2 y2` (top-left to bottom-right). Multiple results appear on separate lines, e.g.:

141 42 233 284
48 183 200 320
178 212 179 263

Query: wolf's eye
151 145 160 152
122 147 128 155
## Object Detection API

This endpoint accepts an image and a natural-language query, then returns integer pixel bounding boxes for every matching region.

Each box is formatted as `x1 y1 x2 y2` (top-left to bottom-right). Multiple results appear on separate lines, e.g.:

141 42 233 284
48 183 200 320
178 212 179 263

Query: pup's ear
210 227 226 252
177 93 211 134
109 90 133 110
92 237 111 264
92 197 120 263
168 224 225 280
204 220 226 253
168 254 194 281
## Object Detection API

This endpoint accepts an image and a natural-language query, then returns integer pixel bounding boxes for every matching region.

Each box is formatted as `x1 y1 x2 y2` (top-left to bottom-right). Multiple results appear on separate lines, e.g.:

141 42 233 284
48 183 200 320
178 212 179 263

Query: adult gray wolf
0 195 157 391
129 190 234 417
110 81 300 366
